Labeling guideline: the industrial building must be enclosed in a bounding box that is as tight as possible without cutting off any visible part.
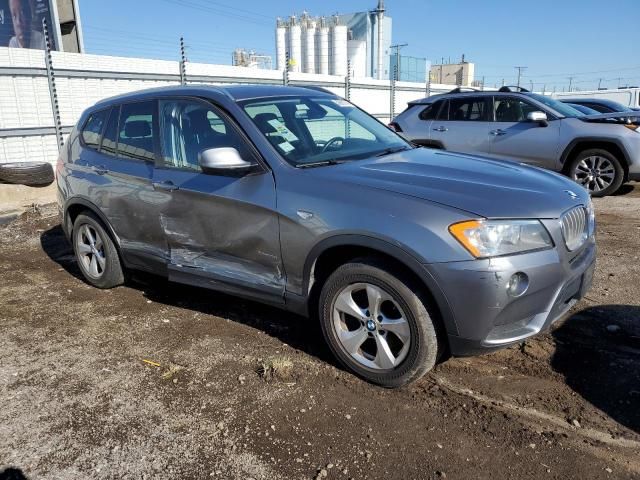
[429,56,476,86]
[275,0,392,79]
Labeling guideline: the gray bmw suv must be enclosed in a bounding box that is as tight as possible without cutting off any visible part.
[391,86,640,196]
[57,85,596,387]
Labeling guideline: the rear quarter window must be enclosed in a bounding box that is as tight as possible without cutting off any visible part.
[81,109,110,149]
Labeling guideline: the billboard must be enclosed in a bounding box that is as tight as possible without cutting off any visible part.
[0,0,58,50]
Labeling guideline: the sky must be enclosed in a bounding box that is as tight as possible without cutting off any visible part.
[79,0,639,91]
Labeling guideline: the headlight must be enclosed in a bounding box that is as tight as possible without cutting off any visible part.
[449,220,553,258]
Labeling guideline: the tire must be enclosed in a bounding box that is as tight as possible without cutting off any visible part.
[318,257,440,388]
[72,212,124,289]
[0,162,54,187]
[568,149,624,197]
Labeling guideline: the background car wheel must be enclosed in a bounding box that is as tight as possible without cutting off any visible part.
[569,149,624,197]
[0,162,54,187]
[72,212,124,288]
[318,257,440,388]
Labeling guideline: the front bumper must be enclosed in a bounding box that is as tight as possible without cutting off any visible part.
[426,233,596,356]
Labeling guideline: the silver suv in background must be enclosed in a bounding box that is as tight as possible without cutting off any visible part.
[391,86,640,196]
[57,85,596,387]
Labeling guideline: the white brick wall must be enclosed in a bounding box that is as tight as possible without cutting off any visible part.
[0,48,456,166]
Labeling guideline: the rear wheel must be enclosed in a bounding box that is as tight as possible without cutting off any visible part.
[318,258,440,387]
[568,149,624,197]
[72,212,124,288]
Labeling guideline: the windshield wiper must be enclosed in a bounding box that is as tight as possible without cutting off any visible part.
[374,145,412,157]
[297,159,347,169]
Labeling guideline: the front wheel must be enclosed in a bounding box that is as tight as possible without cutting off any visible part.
[568,149,624,197]
[318,258,440,387]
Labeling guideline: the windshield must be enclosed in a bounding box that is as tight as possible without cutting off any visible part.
[525,93,583,118]
[240,96,410,167]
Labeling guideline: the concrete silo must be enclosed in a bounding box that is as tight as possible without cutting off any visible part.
[275,18,287,71]
[316,17,330,75]
[331,16,348,77]
[302,16,316,74]
[288,16,302,73]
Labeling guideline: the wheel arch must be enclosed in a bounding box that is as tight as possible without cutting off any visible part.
[63,197,121,247]
[560,138,630,181]
[301,234,459,338]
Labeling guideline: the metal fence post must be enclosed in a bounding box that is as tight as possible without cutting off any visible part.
[390,64,397,120]
[425,75,431,97]
[345,60,351,101]
[283,51,290,86]
[43,19,63,152]
[179,37,187,85]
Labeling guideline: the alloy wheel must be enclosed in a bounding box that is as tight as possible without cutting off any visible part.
[573,156,615,193]
[331,282,411,370]
[76,224,106,279]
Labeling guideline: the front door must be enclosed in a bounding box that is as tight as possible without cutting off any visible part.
[152,97,284,303]
[488,96,561,168]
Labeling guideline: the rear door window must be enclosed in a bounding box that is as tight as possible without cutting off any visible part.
[448,96,490,121]
[117,101,157,161]
[100,106,119,156]
[81,109,110,149]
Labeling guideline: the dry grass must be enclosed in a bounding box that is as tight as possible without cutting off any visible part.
[256,356,294,381]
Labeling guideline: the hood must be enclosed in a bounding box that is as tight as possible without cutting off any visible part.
[581,111,640,124]
[310,148,589,218]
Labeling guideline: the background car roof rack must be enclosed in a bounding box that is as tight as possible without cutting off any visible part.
[498,86,531,93]
[447,87,480,94]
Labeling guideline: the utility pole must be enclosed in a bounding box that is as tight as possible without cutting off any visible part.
[568,76,574,92]
[390,43,408,81]
[514,66,527,88]
[598,78,603,90]
[530,80,534,92]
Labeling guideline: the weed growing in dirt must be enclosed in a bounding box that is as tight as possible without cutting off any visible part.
[256,356,293,381]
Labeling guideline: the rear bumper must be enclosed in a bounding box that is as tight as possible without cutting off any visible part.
[426,237,596,356]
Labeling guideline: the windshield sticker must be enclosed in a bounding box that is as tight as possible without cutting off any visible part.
[268,119,298,142]
[278,141,295,153]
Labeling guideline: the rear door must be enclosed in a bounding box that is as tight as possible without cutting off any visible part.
[487,96,561,169]
[429,96,492,154]
[75,102,167,270]
[152,97,284,303]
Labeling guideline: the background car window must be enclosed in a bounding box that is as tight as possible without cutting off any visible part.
[100,106,119,156]
[81,109,109,149]
[117,101,156,161]
[494,97,539,122]
[448,97,489,121]
[160,99,252,171]
[435,99,449,120]
[418,101,441,120]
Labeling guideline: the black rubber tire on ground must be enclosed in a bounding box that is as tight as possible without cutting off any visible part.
[318,257,440,388]
[568,149,625,197]
[72,212,125,289]
[0,162,54,187]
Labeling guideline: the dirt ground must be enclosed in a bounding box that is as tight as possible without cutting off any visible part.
[1,187,639,480]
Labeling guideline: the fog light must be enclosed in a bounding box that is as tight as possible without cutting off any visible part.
[507,272,529,297]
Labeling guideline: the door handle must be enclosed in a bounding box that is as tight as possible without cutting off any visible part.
[490,129,507,136]
[93,165,108,175]
[433,126,448,132]
[152,180,179,192]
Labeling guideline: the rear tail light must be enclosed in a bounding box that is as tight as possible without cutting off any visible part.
[388,122,402,132]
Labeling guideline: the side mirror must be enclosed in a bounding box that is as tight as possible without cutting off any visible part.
[198,147,256,176]
[527,111,549,127]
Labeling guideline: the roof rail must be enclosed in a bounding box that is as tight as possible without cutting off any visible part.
[498,85,530,93]
[447,87,480,94]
